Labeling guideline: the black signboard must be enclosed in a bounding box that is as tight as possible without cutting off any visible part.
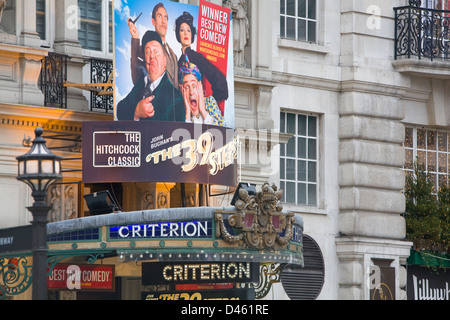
[82,121,238,187]
[142,288,255,300]
[370,259,396,300]
[142,262,259,286]
[0,225,32,255]
[407,265,450,300]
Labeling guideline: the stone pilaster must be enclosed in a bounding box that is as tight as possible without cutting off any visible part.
[253,0,272,80]
[0,44,47,106]
[337,1,412,300]
[17,0,41,48]
[53,0,88,111]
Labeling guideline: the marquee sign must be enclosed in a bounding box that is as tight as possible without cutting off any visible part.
[142,262,259,285]
[142,289,255,300]
[82,121,238,186]
[109,220,212,240]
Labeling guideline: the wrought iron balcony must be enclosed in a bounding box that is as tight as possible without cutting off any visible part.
[40,52,68,109]
[39,54,113,113]
[89,58,113,114]
[395,1,450,61]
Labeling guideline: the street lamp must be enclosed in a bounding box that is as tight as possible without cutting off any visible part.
[16,127,62,300]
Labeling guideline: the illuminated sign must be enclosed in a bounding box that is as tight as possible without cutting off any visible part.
[47,264,115,291]
[82,121,238,187]
[142,262,259,285]
[142,289,255,300]
[109,220,212,240]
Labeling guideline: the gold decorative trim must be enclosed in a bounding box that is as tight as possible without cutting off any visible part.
[216,183,295,250]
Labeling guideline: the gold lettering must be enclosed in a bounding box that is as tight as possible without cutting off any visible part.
[173,265,184,281]
[162,265,172,281]
[200,264,210,280]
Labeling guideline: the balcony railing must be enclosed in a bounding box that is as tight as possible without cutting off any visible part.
[89,58,113,114]
[40,52,68,109]
[39,54,113,113]
[395,2,450,61]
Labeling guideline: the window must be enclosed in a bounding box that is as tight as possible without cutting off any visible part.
[36,0,46,40]
[423,0,450,10]
[404,127,450,192]
[280,0,317,43]
[280,112,318,205]
[78,0,113,54]
[421,0,450,58]
[78,0,102,51]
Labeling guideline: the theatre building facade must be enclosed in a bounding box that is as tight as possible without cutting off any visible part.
[1,0,449,300]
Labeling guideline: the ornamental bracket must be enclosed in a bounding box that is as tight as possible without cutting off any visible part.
[215,183,295,250]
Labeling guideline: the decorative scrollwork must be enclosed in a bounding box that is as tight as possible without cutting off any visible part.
[216,183,295,250]
[40,53,68,108]
[254,263,283,299]
[409,0,422,7]
[395,4,450,60]
[0,257,33,299]
[90,58,113,113]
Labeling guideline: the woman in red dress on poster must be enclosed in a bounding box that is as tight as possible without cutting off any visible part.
[175,11,229,116]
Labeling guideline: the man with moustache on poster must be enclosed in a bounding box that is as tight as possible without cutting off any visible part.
[128,2,179,88]
[116,31,185,122]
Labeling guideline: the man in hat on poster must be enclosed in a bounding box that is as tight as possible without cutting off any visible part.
[128,2,179,87]
[116,31,185,122]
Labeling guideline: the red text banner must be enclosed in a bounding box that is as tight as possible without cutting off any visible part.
[48,264,115,291]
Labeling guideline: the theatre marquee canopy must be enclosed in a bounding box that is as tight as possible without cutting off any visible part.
[46,206,303,266]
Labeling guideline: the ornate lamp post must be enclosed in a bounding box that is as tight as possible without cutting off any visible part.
[16,127,62,300]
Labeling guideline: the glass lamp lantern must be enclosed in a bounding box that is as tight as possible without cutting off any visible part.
[16,127,62,194]
[16,127,63,300]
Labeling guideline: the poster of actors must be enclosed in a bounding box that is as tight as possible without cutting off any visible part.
[114,0,234,129]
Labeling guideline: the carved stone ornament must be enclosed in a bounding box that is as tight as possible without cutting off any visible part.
[215,183,295,250]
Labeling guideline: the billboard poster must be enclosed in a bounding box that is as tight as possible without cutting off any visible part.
[114,0,234,128]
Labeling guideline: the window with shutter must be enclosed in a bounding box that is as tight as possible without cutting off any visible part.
[78,0,102,51]
[36,0,46,40]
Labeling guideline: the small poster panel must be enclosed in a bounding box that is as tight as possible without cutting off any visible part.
[47,264,115,292]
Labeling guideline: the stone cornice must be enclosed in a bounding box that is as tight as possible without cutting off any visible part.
[0,103,113,133]
[392,58,450,80]
[0,43,48,60]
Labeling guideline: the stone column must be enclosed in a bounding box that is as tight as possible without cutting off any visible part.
[336,1,412,300]
[17,0,41,48]
[53,0,88,111]
[252,0,272,80]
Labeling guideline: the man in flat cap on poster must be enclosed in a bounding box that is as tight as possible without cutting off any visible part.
[117,31,185,122]
[128,2,179,88]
